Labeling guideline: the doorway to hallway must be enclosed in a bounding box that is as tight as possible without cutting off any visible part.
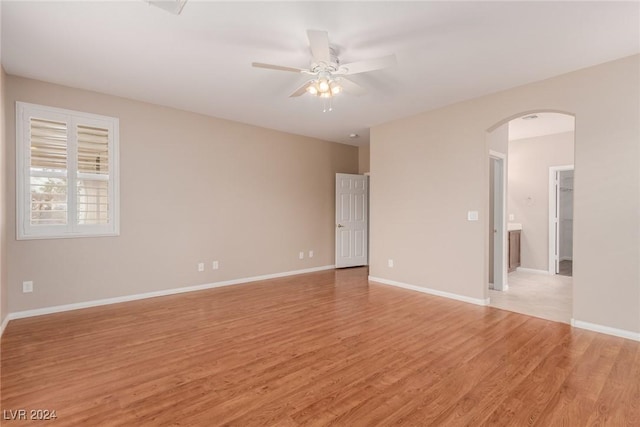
[487,112,575,323]
[489,270,572,324]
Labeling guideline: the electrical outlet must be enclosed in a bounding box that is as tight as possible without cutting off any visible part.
[308,250,314,258]
[198,262,204,272]
[299,251,304,260]
[467,210,479,221]
[22,281,33,293]
[388,259,394,268]
[212,260,219,270]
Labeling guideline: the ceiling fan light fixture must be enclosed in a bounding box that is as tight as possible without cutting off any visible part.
[307,85,318,95]
[330,83,341,95]
[318,79,330,93]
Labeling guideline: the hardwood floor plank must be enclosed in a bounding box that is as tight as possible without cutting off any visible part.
[315,314,500,424]
[481,328,595,426]
[601,343,640,426]
[369,316,548,426]
[534,333,625,426]
[1,267,639,426]
[426,318,570,426]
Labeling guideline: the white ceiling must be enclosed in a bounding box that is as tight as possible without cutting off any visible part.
[2,1,639,147]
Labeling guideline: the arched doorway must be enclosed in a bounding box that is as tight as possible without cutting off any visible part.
[486,111,575,323]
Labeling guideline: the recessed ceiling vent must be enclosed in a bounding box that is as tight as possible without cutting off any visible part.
[147,0,188,15]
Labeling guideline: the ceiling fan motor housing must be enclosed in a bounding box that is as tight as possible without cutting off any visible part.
[309,47,340,75]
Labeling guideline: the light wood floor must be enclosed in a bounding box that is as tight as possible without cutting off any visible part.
[488,270,572,324]
[2,267,638,426]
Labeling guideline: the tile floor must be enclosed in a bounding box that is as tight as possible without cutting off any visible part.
[558,260,572,276]
[488,270,572,324]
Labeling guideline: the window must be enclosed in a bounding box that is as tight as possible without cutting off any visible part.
[16,102,119,239]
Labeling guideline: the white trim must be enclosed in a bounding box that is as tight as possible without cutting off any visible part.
[0,315,10,337]
[489,151,507,292]
[548,165,574,275]
[571,319,640,342]
[16,102,120,240]
[488,283,509,291]
[6,265,335,321]
[515,267,550,275]
[369,276,490,306]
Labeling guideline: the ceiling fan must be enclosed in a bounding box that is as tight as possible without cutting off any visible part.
[252,30,396,105]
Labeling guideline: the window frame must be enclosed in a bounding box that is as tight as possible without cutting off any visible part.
[16,102,120,240]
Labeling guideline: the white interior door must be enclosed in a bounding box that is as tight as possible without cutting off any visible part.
[335,173,368,268]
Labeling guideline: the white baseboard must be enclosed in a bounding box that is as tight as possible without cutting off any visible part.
[488,283,509,291]
[516,267,550,275]
[369,276,489,306]
[0,315,10,337]
[571,319,640,342]
[6,265,336,322]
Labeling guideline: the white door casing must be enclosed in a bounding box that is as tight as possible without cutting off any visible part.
[489,151,507,291]
[335,173,368,268]
[548,165,574,274]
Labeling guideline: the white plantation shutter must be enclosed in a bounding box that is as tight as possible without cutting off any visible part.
[29,118,69,226]
[30,118,68,170]
[16,102,119,239]
[77,124,110,225]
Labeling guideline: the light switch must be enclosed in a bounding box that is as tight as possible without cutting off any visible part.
[509,214,515,221]
[467,211,479,221]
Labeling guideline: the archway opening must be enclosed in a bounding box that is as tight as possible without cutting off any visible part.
[486,111,575,324]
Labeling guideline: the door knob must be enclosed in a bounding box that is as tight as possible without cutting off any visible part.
[337,224,345,228]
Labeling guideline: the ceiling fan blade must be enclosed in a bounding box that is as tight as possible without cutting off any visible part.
[307,30,331,64]
[338,77,366,96]
[252,62,306,73]
[289,81,312,98]
[339,54,397,75]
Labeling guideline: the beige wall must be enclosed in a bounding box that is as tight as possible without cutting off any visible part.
[508,131,574,271]
[371,55,640,333]
[358,144,370,174]
[5,75,358,313]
